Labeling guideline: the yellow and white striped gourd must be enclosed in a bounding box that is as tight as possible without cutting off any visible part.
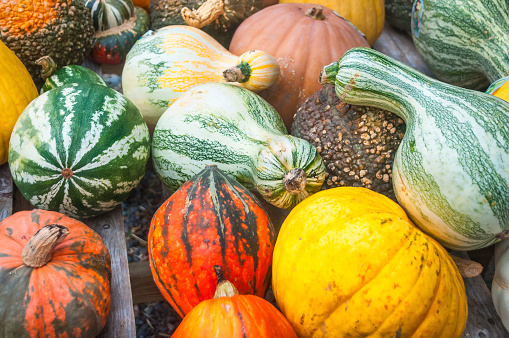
[122,25,280,131]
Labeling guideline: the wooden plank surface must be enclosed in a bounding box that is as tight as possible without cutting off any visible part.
[85,206,136,338]
[0,164,13,221]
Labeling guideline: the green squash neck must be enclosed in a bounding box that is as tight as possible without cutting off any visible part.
[320,48,443,123]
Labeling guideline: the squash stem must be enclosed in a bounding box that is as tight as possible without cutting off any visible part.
[213,265,240,298]
[22,224,69,268]
[223,61,251,83]
[319,61,339,85]
[181,0,225,29]
[35,56,58,80]
[283,168,307,195]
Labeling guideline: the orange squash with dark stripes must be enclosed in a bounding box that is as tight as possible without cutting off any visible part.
[173,266,297,337]
[149,165,275,317]
[0,209,111,337]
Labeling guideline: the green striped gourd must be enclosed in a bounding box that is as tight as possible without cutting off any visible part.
[84,0,135,31]
[9,83,150,218]
[411,0,509,90]
[385,0,414,31]
[122,25,280,131]
[37,56,106,94]
[320,47,509,250]
[152,82,326,209]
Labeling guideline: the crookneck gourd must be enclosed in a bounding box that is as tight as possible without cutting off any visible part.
[292,84,406,201]
[152,82,326,209]
[321,47,509,251]
[122,25,280,131]
[0,0,95,87]
[411,0,509,90]
[150,0,265,48]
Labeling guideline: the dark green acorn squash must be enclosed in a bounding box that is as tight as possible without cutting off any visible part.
[149,0,265,48]
[291,84,406,201]
[385,0,414,31]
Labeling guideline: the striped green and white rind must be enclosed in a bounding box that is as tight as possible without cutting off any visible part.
[40,65,107,94]
[8,83,150,218]
[321,47,509,250]
[84,0,135,31]
[152,82,326,209]
[411,0,509,90]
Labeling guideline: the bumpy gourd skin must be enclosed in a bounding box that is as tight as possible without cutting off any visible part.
[150,0,264,47]
[0,0,95,86]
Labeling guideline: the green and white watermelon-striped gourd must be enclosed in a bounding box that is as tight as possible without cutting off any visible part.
[411,0,509,90]
[37,56,107,94]
[122,25,280,131]
[320,47,509,250]
[152,82,326,209]
[84,0,135,31]
[9,83,150,218]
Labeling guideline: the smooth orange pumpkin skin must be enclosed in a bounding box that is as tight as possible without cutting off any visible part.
[132,0,150,12]
[0,209,111,337]
[229,3,370,130]
[173,294,298,337]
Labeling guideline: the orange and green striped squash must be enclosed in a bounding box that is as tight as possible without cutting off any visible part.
[148,165,275,318]
[0,40,38,165]
[0,209,111,337]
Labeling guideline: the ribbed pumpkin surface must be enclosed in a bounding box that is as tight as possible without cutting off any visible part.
[0,209,111,337]
[273,187,468,337]
[0,40,38,165]
[149,166,275,317]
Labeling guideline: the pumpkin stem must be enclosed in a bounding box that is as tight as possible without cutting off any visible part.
[451,254,483,278]
[213,265,240,298]
[283,168,308,195]
[181,0,225,29]
[35,56,58,80]
[22,224,70,268]
[305,6,326,20]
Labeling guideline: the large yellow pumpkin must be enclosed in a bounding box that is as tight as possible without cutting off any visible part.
[0,40,38,165]
[278,0,385,45]
[272,187,467,337]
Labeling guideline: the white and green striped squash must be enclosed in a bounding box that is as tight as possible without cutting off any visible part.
[411,0,509,90]
[8,83,150,218]
[152,82,326,209]
[84,0,135,31]
[122,25,280,132]
[41,66,107,94]
[320,47,509,250]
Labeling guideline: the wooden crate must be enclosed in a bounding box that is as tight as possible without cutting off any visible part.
[1,24,508,338]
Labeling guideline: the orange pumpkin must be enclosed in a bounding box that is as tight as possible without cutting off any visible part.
[173,266,297,337]
[0,210,111,337]
[132,0,151,12]
[229,3,370,130]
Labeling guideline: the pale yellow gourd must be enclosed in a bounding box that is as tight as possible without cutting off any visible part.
[279,0,385,45]
[0,40,38,165]
[122,25,280,131]
[273,187,467,337]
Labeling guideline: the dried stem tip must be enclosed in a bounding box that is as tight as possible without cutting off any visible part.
[22,224,69,268]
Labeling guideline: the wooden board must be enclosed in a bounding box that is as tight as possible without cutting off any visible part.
[0,164,13,221]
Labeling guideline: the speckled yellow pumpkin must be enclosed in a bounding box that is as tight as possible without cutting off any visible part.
[272,187,467,337]
[0,40,38,165]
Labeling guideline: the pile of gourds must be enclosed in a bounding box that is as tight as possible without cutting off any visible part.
[1,0,509,336]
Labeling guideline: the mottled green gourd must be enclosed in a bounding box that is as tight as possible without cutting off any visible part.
[411,0,509,89]
[152,82,326,209]
[385,0,414,31]
[150,0,265,48]
[321,47,509,250]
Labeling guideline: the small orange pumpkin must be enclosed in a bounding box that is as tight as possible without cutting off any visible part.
[173,266,298,337]
[0,210,111,337]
